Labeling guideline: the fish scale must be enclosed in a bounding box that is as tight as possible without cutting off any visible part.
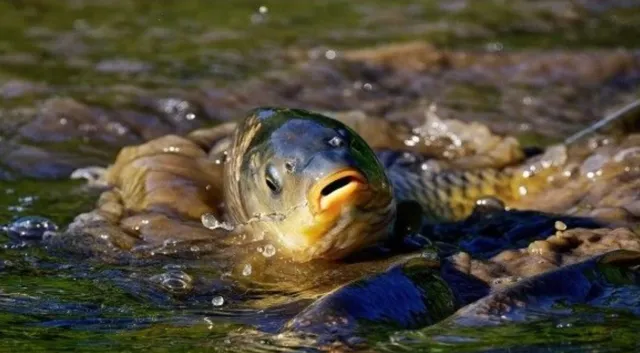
[386,165,535,222]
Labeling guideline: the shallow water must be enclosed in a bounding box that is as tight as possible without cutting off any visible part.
[1,1,640,352]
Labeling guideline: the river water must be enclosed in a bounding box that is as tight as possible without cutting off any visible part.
[1,1,640,352]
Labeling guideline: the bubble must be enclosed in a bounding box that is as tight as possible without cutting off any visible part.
[152,270,193,294]
[242,264,252,276]
[201,213,235,231]
[211,295,225,306]
[262,244,276,257]
[5,216,58,240]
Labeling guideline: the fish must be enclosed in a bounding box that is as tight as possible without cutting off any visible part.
[222,101,640,262]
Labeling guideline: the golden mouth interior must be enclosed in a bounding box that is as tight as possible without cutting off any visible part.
[309,168,368,213]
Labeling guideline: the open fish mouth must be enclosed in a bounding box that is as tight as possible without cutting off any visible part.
[308,168,369,215]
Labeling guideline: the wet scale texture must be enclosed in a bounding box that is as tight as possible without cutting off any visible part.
[1,1,640,352]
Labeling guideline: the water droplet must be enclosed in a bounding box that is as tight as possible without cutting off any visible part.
[325,50,337,60]
[211,295,225,306]
[250,5,269,24]
[554,221,567,231]
[201,213,235,231]
[518,186,528,196]
[485,42,503,52]
[556,322,573,329]
[404,135,420,147]
[5,216,58,240]
[162,145,181,153]
[242,264,252,276]
[262,244,276,257]
[473,197,505,214]
[18,196,37,205]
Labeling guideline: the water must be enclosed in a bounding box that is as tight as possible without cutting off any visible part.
[1,1,640,352]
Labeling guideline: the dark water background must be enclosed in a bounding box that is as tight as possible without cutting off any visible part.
[1,1,639,352]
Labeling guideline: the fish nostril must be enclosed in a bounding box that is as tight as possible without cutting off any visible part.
[327,136,344,148]
[320,176,355,196]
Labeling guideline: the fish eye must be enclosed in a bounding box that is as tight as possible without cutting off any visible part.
[265,164,282,194]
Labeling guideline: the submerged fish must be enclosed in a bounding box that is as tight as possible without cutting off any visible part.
[222,103,639,262]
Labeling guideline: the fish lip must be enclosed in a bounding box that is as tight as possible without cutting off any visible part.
[307,168,369,215]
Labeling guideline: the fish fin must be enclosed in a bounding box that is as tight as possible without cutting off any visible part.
[564,99,640,145]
